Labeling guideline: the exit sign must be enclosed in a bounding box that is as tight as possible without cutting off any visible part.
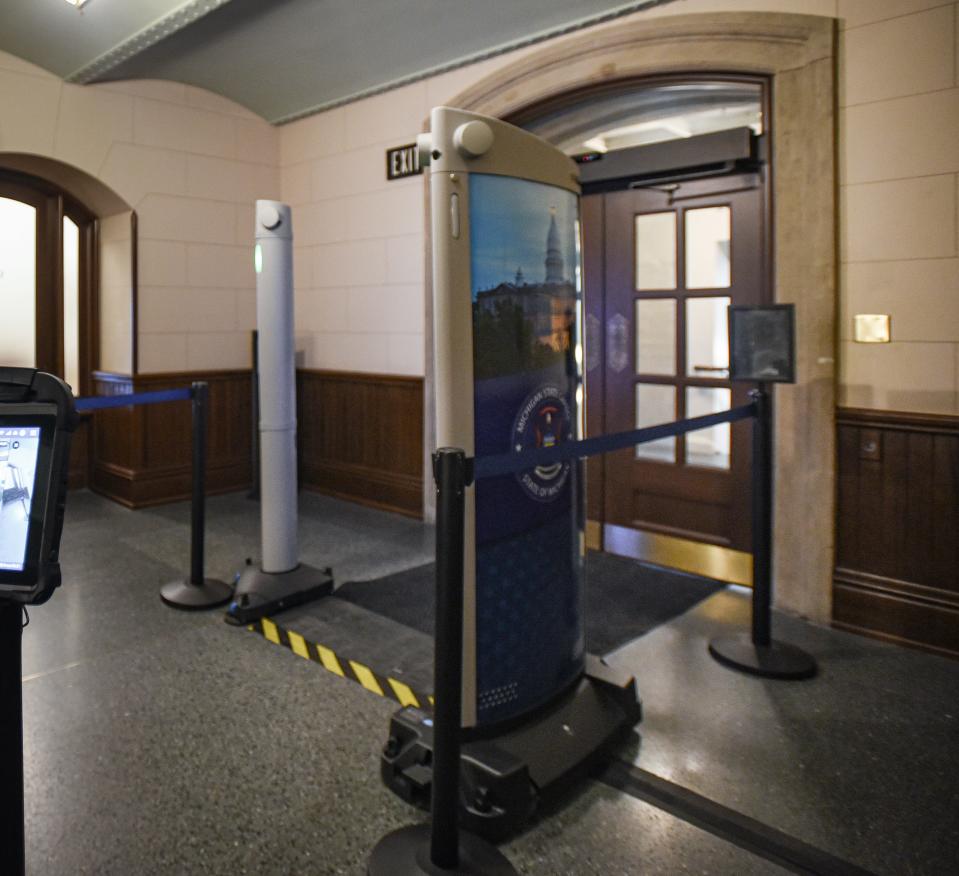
[386,143,422,181]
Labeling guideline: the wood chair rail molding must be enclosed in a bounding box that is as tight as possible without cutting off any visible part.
[425,10,838,622]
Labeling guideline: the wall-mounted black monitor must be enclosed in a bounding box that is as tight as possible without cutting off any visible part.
[0,370,77,605]
[729,304,796,384]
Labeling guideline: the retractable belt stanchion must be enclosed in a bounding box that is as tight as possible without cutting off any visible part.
[708,385,817,680]
[368,448,517,876]
[0,603,25,876]
[160,381,233,609]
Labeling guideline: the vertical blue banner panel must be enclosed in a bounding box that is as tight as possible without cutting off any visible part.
[469,173,585,727]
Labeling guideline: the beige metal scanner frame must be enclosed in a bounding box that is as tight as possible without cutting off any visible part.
[426,106,580,727]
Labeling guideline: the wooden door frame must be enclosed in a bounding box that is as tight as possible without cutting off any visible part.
[426,12,838,622]
[595,173,767,551]
[0,169,99,397]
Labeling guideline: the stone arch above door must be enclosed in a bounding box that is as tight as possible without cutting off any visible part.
[423,12,837,622]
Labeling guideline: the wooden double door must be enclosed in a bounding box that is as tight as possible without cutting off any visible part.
[582,172,767,552]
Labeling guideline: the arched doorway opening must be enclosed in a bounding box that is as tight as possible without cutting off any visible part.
[0,168,98,397]
[427,12,837,621]
[508,75,771,573]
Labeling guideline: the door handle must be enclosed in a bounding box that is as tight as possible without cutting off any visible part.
[606,313,628,373]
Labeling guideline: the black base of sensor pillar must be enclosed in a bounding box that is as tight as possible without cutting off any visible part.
[224,562,333,625]
[381,655,641,841]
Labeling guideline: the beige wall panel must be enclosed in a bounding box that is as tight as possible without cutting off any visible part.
[841,258,959,341]
[234,204,255,246]
[292,245,314,290]
[101,80,188,104]
[387,234,426,284]
[841,5,954,105]
[185,331,249,370]
[838,0,951,29]
[311,242,355,288]
[304,331,392,373]
[280,161,312,205]
[347,185,422,240]
[280,107,345,166]
[310,146,388,201]
[99,214,134,374]
[842,88,959,185]
[840,339,958,412]
[347,283,424,334]
[235,116,280,163]
[99,144,187,208]
[184,84,260,119]
[133,97,236,158]
[297,199,351,245]
[138,286,237,334]
[185,154,278,204]
[295,287,349,334]
[137,333,187,373]
[0,69,61,154]
[54,85,133,177]
[344,82,428,150]
[186,243,256,289]
[138,194,237,245]
[138,240,188,288]
[843,175,957,262]
[237,289,257,332]
[388,333,426,375]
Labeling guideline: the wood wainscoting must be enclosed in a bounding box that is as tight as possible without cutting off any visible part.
[85,369,424,517]
[297,369,423,517]
[835,408,959,658]
[89,370,252,507]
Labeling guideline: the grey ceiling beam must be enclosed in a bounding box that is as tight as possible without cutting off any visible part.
[65,0,236,84]
[271,0,680,125]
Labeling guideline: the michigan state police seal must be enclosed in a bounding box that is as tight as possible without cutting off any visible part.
[512,385,571,502]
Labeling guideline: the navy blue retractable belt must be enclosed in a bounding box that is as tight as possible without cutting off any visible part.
[471,402,756,480]
[75,387,193,412]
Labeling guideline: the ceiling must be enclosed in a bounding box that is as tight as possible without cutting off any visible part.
[0,0,678,124]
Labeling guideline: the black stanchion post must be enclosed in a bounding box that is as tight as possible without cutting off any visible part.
[368,449,516,876]
[160,382,233,610]
[708,386,817,680]
[0,603,25,876]
[430,448,468,868]
[751,386,772,648]
[248,329,260,501]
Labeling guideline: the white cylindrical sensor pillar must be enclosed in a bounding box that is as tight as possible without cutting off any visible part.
[255,200,298,574]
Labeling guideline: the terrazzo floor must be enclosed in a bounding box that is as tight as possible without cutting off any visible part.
[17,490,959,875]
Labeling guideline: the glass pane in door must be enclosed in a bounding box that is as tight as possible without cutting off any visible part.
[63,216,80,392]
[635,383,675,462]
[686,387,731,469]
[0,197,37,367]
[685,206,730,289]
[635,212,676,290]
[635,298,676,375]
[686,296,730,377]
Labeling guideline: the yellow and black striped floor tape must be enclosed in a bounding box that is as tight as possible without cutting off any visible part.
[248,617,433,711]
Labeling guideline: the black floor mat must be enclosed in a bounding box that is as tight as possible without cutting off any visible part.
[334,550,723,655]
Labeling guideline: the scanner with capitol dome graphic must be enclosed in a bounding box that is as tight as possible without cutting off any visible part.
[380,107,641,841]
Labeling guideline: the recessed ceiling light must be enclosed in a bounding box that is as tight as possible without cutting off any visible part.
[64,0,90,8]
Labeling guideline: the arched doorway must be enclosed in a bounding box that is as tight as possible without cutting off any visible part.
[510,75,771,568]
[428,12,838,621]
[0,169,98,397]
[0,168,100,485]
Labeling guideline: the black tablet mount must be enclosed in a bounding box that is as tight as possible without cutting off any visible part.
[0,368,78,876]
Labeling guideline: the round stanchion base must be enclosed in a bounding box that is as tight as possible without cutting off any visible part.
[368,825,517,876]
[160,577,233,610]
[708,634,817,680]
